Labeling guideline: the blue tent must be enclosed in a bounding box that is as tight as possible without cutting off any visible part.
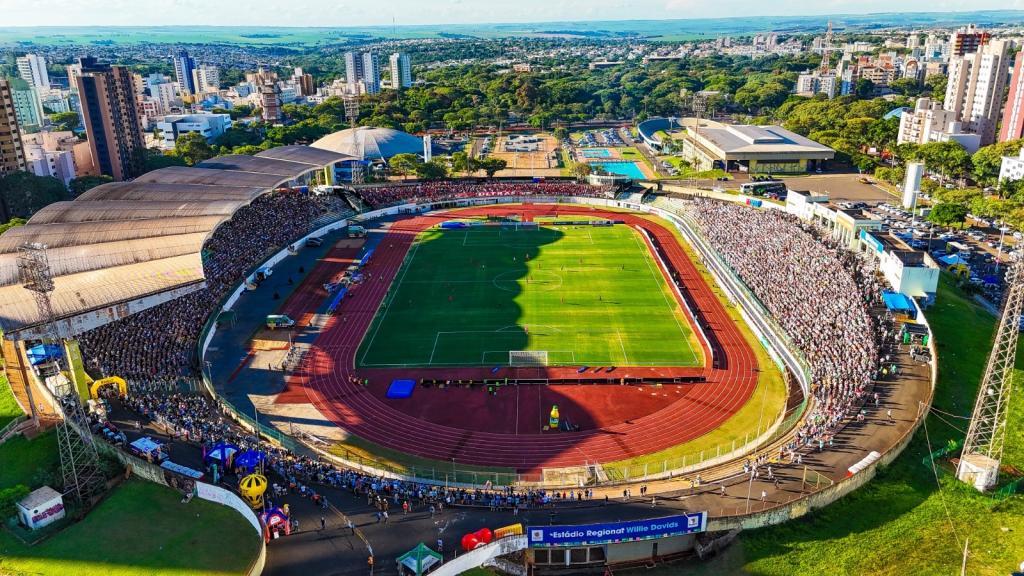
[26,344,63,366]
[939,254,970,267]
[882,291,916,319]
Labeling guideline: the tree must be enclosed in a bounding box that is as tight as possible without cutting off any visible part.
[415,160,448,180]
[888,78,921,97]
[854,78,875,99]
[924,74,947,103]
[572,163,592,181]
[973,140,1023,189]
[927,202,969,229]
[69,174,113,197]
[141,149,187,174]
[49,111,80,130]
[450,151,471,175]
[478,157,507,178]
[0,172,67,219]
[553,126,570,141]
[0,217,26,235]
[388,153,422,179]
[173,132,215,166]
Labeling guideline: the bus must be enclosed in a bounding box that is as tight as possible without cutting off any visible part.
[740,180,788,199]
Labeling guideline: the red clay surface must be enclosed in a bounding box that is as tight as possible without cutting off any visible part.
[275,205,759,471]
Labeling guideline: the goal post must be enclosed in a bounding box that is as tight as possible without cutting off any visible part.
[509,350,549,366]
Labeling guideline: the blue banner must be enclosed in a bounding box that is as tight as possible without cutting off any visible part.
[527,513,707,547]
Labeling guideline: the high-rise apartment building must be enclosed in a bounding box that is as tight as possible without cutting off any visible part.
[191,65,220,94]
[172,49,197,95]
[75,57,146,181]
[0,79,27,178]
[944,39,1010,147]
[389,53,412,89]
[16,54,51,90]
[950,24,990,57]
[344,51,380,95]
[251,69,282,123]
[999,51,1024,142]
[11,88,43,129]
[292,68,315,96]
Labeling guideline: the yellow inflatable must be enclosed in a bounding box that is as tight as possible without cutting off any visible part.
[239,473,268,509]
[89,376,128,399]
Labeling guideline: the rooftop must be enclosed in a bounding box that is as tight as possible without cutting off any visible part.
[0,145,348,339]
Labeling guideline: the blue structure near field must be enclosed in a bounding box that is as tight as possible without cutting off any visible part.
[882,291,916,319]
[326,287,348,315]
[386,379,416,399]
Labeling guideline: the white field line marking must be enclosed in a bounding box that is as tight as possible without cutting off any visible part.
[629,230,696,364]
[359,242,420,365]
[616,331,629,365]
[428,332,442,365]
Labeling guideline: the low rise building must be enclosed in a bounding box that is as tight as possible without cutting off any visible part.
[155,113,232,148]
[897,97,981,153]
[677,120,833,174]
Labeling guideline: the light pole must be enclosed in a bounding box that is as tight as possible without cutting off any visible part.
[996,225,1009,273]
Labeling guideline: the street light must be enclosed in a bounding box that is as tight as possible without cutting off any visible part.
[996,225,1009,273]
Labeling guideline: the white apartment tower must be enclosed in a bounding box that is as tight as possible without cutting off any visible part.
[389,53,412,89]
[191,65,220,94]
[16,54,51,90]
[944,38,1010,146]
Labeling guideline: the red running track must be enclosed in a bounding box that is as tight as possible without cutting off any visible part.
[277,205,759,471]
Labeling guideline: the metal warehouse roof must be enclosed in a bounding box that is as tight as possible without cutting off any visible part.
[0,145,349,338]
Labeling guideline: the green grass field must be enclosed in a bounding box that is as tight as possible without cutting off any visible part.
[0,479,259,576]
[357,220,702,368]
[0,430,259,576]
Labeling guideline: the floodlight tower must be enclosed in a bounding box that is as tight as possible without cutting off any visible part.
[17,243,104,504]
[343,92,365,184]
[820,20,834,73]
[958,259,1024,491]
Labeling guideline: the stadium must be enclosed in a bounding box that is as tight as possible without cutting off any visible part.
[0,146,937,574]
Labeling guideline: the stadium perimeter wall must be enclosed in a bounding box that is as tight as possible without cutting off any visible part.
[192,194,935,576]
[197,196,816,488]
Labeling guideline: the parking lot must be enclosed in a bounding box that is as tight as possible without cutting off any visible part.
[866,200,1018,302]
[782,173,898,203]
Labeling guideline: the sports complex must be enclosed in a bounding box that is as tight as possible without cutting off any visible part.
[0,145,969,575]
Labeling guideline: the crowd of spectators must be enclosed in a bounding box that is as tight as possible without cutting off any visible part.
[355,181,605,208]
[80,192,333,380]
[120,390,592,511]
[686,199,886,453]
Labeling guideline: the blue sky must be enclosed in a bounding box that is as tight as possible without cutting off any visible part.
[0,0,1019,27]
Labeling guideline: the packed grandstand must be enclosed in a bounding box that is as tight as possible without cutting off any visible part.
[77,181,898,477]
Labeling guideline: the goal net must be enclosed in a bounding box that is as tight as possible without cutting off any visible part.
[501,221,539,231]
[509,350,549,366]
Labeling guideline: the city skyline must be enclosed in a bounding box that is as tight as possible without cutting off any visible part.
[0,1,1022,28]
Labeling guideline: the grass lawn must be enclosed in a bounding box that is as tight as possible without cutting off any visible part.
[656,273,1024,576]
[0,430,60,490]
[0,376,24,430]
[357,220,702,368]
[618,147,652,169]
[0,478,260,576]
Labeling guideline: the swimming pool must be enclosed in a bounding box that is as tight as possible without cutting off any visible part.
[581,148,612,158]
[590,161,645,179]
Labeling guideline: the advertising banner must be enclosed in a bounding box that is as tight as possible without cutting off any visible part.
[527,513,707,547]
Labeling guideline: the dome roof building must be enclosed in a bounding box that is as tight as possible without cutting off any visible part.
[311,126,423,161]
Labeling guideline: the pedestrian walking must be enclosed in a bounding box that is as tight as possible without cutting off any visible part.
[320,516,326,531]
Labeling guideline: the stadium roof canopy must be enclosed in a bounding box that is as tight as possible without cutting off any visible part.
[311,126,423,161]
[0,145,350,340]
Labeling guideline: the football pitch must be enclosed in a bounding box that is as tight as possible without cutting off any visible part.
[357,218,703,367]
